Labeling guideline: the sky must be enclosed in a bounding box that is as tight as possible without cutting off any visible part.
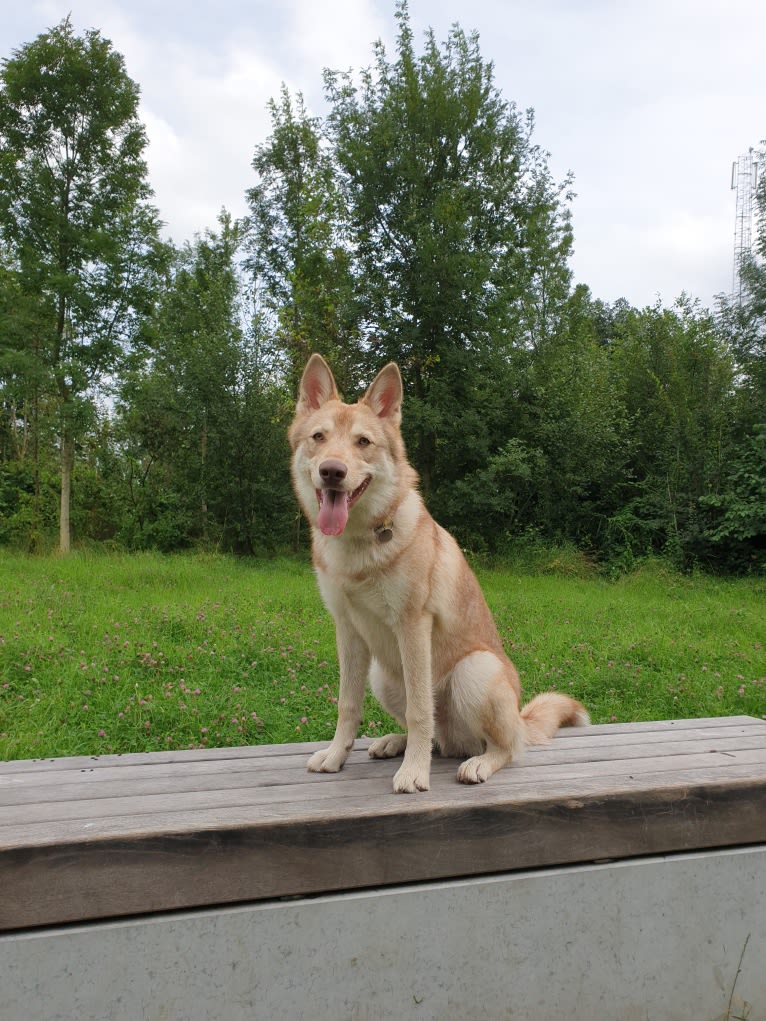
[2,0,764,311]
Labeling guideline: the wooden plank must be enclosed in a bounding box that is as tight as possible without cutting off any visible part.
[2,746,765,833]
[0,715,757,775]
[2,760,764,845]
[1,723,763,797]
[0,716,764,932]
[1,739,764,818]
[1,773,763,932]
[1,720,762,793]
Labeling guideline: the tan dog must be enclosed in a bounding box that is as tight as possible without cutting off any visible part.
[289,354,589,793]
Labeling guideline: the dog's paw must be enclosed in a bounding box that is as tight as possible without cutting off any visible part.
[307,745,348,773]
[368,733,408,759]
[456,756,493,784]
[392,762,430,793]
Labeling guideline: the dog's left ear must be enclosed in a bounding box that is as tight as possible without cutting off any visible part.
[297,354,339,415]
[362,363,402,427]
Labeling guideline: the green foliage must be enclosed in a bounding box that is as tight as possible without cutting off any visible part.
[601,298,735,567]
[324,2,573,498]
[115,214,297,553]
[244,87,361,395]
[0,10,763,570]
[701,426,766,570]
[0,17,164,551]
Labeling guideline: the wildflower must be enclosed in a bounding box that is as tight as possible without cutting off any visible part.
[98,730,106,738]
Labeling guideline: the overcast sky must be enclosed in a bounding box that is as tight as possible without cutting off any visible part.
[2,1,764,311]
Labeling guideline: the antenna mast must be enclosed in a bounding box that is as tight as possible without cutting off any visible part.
[730,148,758,303]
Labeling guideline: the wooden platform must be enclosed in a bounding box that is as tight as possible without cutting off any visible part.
[1,715,765,933]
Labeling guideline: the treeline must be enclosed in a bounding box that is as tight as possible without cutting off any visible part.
[1,7,764,570]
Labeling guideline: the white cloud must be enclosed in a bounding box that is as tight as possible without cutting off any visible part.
[4,0,766,307]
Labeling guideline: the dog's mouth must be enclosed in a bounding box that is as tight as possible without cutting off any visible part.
[315,477,371,536]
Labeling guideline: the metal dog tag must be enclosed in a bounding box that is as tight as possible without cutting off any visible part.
[374,521,394,543]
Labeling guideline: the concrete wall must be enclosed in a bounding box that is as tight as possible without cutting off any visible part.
[2,845,764,1021]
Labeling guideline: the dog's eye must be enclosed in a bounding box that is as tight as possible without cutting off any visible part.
[312,431,324,443]
[357,436,371,447]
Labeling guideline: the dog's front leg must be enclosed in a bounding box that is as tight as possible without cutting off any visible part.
[307,620,370,774]
[392,614,434,793]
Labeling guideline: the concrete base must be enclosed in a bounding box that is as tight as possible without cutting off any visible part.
[2,846,764,1021]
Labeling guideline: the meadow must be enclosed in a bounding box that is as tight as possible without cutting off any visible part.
[0,551,763,761]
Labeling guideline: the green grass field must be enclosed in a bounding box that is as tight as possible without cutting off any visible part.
[0,552,763,761]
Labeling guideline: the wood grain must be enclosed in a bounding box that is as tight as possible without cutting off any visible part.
[1,716,764,932]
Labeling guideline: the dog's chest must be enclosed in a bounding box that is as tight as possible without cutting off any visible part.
[318,564,406,640]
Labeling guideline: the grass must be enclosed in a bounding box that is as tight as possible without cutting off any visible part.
[0,551,764,761]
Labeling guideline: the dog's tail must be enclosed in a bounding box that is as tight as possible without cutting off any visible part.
[520,692,590,745]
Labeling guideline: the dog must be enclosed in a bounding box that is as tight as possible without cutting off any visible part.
[289,353,589,793]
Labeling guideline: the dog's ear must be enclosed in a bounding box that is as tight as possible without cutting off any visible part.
[362,363,402,427]
[297,354,339,414]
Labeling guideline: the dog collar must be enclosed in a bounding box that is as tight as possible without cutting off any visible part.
[373,519,394,543]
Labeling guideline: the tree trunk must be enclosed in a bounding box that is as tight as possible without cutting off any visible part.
[59,427,74,554]
[200,409,208,542]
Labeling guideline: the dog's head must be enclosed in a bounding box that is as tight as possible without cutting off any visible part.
[289,354,412,537]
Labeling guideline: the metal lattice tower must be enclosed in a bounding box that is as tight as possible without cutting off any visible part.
[731,148,758,302]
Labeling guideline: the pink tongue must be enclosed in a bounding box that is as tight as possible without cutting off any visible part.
[318,490,349,536]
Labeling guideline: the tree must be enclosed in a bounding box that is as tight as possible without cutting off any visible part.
[119,214,295,552]
[0,17,163,551]
[607,299,734,565]
[701,425,766,570]
[523,285,628,544]
[324,2,574,501]
[244,86,361,396]
[119,215,242,547]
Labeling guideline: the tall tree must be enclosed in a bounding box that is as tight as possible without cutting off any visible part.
[120,215,242,547]
[324,2,574,499]
[0,17,163,551]
[119,213,296,552]
[608,299,733,565]
[244,86,360,396]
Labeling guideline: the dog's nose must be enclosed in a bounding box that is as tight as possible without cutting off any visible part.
[319,459,348,485]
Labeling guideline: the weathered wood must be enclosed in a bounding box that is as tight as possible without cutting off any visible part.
[2,732,763,808]
[0,716,764,932]
[3,718,763,788]
[0,714,754,775]
[2,743,765,822]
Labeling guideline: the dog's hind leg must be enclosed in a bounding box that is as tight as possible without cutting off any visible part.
[444,651,526,785]
[367,659,408,759]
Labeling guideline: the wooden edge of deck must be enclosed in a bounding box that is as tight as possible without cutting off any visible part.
[1,773,765,933]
